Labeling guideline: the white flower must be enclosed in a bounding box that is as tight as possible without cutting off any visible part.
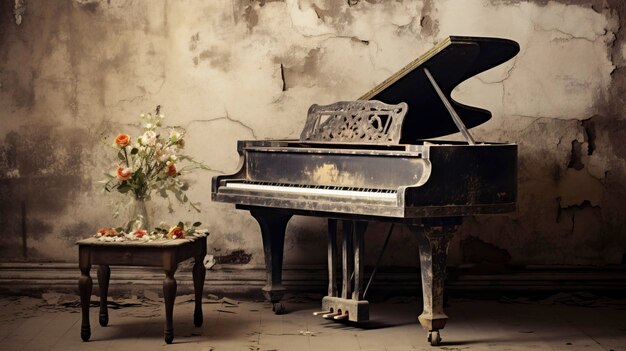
[140,131,157,145]
[169,130,181,143]
[157,149,170,162]
[157,146,176,162]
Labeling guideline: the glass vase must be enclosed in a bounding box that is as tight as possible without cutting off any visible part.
[129,197,151,231]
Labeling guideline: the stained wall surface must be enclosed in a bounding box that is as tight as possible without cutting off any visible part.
[1,0,625,268]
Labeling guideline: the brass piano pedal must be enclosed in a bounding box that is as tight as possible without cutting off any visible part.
[322,312,341,319]
[333,313,349,320]
[313,310,332,316]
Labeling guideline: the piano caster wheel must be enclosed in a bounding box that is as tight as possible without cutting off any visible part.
[428,330,442,346]
[272,302,286,315]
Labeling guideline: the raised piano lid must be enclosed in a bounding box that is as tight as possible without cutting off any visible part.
[359,36,519,143]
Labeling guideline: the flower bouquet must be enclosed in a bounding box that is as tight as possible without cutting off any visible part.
[99,106,208,241]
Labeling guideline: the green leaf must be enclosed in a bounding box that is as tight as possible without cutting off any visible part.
[177,221,184,229]
[130,147,139,155]
[117,151,125,160]
[117,183,131,193]
[133,168,143,182]
[192,222,201,227]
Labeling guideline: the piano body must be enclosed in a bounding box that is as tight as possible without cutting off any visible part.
[212,36,519,346]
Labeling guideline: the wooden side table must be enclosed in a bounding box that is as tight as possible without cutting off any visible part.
[77,234,207,344]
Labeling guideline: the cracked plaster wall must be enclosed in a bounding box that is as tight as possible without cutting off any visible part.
[0,0,625,268]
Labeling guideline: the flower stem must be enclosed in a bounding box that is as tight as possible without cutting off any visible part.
[122,147,129,167]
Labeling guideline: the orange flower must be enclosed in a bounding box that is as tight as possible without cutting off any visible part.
[115,133,131,148]
[97,228,116,236]
[132,229,147,238]
[116,166,132,181]
[166,163,177,177]
[115,133,130,147]
[168,226,185,239]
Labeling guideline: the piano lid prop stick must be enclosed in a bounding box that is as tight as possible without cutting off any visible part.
[423,68,476,145]
[363,224,394,300]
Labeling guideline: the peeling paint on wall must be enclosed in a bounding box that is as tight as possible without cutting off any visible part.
[461,236,511,264]
[14,0,26,25]
[214,250,252,264]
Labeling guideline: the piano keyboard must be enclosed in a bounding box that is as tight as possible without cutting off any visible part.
[224,181,397,200]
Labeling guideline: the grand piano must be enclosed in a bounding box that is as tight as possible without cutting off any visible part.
[212,36,519,346]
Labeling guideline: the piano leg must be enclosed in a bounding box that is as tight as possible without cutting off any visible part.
[411,219,458,346]
[250,209,292,314]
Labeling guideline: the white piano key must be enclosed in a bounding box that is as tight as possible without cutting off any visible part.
[224,182,397,200]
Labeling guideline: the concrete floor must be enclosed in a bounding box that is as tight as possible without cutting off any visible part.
[0,293,625,351]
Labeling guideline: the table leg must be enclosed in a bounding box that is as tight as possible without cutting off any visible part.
[192,255,205,327]
[78,246,92,342]
[163,267,177,344]
[97,265,110,327]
